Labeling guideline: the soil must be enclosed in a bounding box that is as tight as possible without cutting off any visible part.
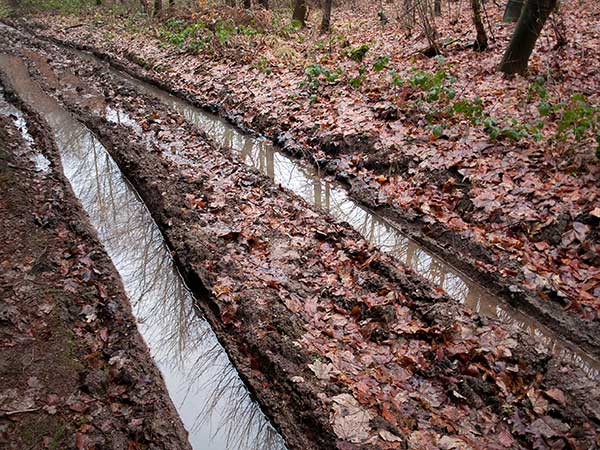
[0,97,192,447]
[1,25,598,449]
[4,11,598,356]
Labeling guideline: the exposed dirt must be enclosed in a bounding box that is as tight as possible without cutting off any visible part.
[0,95,192,447]
[2,26,599,449]
[5,9,598,357]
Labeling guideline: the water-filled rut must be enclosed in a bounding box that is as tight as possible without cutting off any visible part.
[3,31,600,448]
[0,54,285,450]
[87,60,600,380]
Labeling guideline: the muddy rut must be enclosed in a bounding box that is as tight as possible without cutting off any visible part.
[1,25,600,450]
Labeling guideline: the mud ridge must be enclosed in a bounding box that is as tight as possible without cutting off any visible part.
[6,19,600,358]
[3,29,600,448]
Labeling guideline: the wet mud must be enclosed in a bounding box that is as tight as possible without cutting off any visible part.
[1,25,600,450]
[0,81,191,449]
[0,54,286,450]
[8,18,599,359]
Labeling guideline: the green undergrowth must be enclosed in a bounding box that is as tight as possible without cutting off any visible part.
[0,0,12,17]
[156,13,303,55]
[16,0,95,14]
[299,54,599,158]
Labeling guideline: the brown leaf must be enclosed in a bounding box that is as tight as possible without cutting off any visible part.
[330,393,373,444]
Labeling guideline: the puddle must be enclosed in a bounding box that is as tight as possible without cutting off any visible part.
[0,54,286,450]
[88,60,600,380]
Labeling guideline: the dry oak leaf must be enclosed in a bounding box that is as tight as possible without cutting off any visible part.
[308,360,337,381]
[330,393,373,444]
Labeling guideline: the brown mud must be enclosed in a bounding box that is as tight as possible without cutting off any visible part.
[0,87,191,448]
[4,18,599,359]
[1,27,599,449]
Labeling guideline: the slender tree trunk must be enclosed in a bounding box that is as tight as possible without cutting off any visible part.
[153,0,161,16]
[403,0,416,29]
[471,0,488,51]
[292,0,307,26]
[434,0,441,16]
[320,0,332,33]
[500,0,557,74]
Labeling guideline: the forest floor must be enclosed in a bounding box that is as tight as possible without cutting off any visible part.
[1,19,600,450]
[0,82,191,448]
[8,0,600,347]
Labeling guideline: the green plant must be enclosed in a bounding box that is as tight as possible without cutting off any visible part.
[373,55,389,72]
[254,57,272,75]
[20,0,94,14]
[301,64,342,92]
[214,19,236,45]
[238,24,258,36]
[527,76,548,101]
[556,94,599,141]
[535,92,599,156]
[276,18,303,37]
[453,97,484,124]
[349,44,370,63]
[483,117,531,142]
[349,66,366,88]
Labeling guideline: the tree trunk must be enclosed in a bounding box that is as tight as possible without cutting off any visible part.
[320,0,332,33]
[503,0,524,22]
[258,0,268,8]
[471,0,488,51]
[153,0,161,16]
[434,0,441,16]
[500,0,557,74]
[292,0,307,26]
[403,0,415,29]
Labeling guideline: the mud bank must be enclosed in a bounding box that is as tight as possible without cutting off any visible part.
[6,17,599,358]
[0,89,191,448]
[2,33,599,449]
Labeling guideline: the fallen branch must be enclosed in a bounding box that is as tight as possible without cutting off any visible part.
[0,407,41,418]
[64,23,85,30]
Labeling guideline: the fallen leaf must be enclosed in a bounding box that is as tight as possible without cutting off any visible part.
[330,393,373,443]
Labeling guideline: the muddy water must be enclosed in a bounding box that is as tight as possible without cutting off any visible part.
[0,54,286,450]
[88,61,600,380]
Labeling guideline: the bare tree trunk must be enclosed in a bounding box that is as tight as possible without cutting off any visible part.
[434,0,441,16]
[503,0,524,22]
[320,0,332,33]
[292,0,307,26]
[402,0,415,30]
[153,0,161,16]
[500,0,557,74]
[471,0,488,51]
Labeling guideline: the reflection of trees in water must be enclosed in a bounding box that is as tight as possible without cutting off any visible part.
[104,72,600,381]
[53,121,285,450]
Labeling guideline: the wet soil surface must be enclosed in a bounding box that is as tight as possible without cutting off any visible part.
[1,24,599,450]
[0,94,191,448]
[7,16,600,358]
